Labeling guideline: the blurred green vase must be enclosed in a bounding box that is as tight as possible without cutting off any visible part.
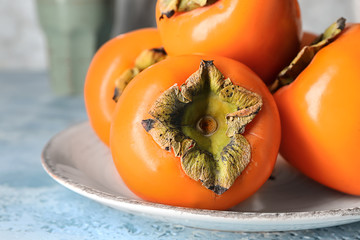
[36,0,114,95]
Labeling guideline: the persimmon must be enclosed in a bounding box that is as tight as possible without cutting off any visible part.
[84,28,165,145]
[273,19,360,195]
[301,31,317,48]
[155,0,302,84]
[110,55,281,210]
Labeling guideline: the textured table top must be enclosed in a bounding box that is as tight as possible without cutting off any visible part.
[1,71,360,239]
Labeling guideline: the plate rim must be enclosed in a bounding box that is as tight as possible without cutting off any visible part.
[41,122,360,230]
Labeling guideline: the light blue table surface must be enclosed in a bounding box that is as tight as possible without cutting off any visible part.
[1,72,360,240]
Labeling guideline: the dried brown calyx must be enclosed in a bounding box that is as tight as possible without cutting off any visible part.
[159,0,217,19]
[113,47,167,102]
[270,17,346,93]
[141,60,262,195]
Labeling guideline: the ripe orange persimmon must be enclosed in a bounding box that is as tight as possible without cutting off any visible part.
[84,28,163,145]
[155,0,302,84]
[110,55,281,210]
[274,23,360,195]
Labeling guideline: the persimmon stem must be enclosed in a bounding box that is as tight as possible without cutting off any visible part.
[197,115,218,136]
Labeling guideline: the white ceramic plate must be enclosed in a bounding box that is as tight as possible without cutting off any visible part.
[41,122,360,232]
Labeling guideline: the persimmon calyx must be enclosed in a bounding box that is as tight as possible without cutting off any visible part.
[141,60,262,194]
[159,0,216,19]
[113,47,167,102]
[270,17,346,93]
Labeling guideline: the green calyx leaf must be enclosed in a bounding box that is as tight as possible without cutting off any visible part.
[142,60,262,195]
[159,0,216,19]
[113,48,167,102]
[270,17,346,93]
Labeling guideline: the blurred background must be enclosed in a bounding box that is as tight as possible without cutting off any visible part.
[0,0,358,72]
